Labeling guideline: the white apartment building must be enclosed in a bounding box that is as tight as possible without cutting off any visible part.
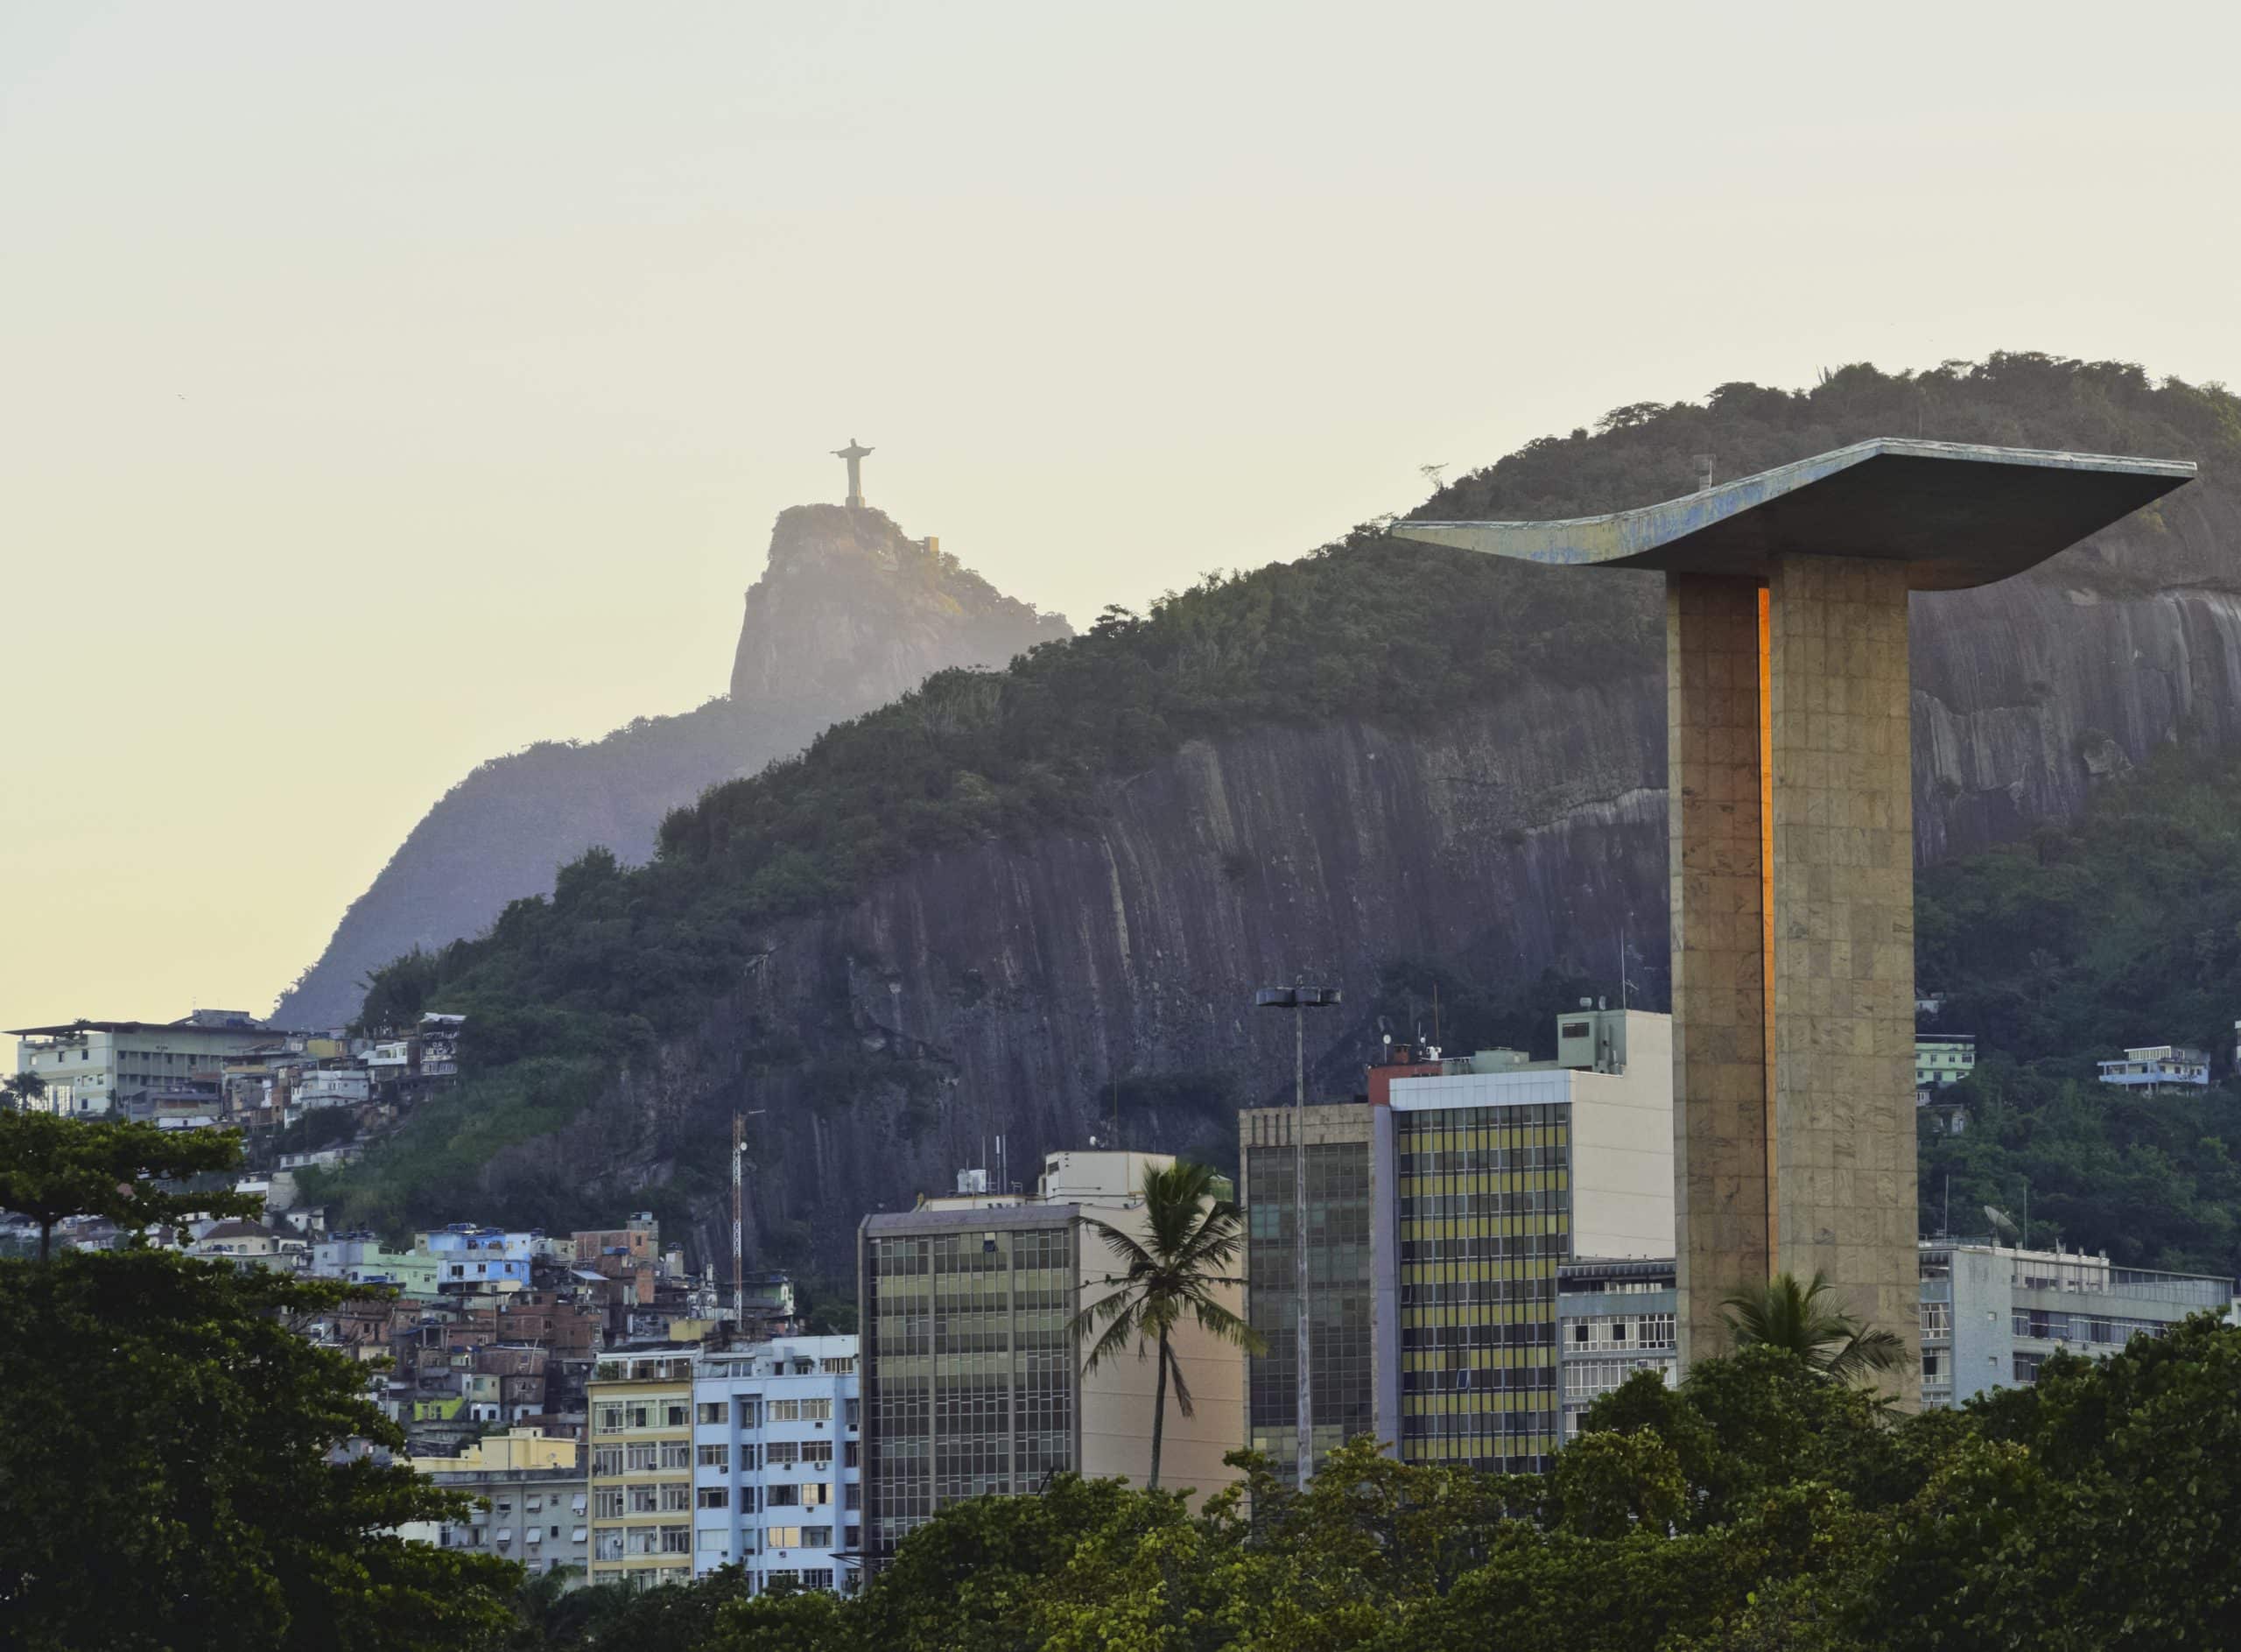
[2096,1044,2211,1095]
[691,1334,862,1594]
[9,1012,275,1116]
[294,1067,373,1108]
[1919,1240,2230,1406]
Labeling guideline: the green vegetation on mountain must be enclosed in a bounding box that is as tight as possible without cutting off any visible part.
[1916,749,2241,1278]
[323,354,2241,1234]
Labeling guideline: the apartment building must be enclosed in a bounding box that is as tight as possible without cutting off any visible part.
[859,1150,1246,1566]
[1556,1257,1678,1438]
[403,1429,588,1577]
[690,1334,862,1594]
[1918,1240,2231,1407]
[2096,1044,2212,1096]
[1240,1007,1674,1476]
[587,1349,698,1589]
[9,1011,276,1117]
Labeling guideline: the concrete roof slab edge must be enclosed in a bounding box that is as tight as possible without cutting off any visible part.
[1389,438,2196,590]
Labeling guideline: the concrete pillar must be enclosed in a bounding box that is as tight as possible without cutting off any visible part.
[1668,573,1772,1370]
[1767,555,1921,1402]
[1669,559,1921,1402]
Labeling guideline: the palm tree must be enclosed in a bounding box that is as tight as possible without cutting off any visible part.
[1720,1269,1907,1381]
[1,1072,46,1114]
[1069,1158,1266,1489]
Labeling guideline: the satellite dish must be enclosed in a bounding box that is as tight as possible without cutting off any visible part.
[1983,1205,2020,1240]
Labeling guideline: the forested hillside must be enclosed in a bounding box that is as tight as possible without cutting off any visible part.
[315,354,2241,1262]
[1917,751,2241,1279]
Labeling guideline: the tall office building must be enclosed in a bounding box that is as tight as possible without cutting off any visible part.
[859,1150,1246,1565]
[1240,1006,1673,1475]
[1239,1103,1376,1480]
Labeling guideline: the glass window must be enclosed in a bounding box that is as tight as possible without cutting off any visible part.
[697,1402,727,1424]
[697,1445,729,1469]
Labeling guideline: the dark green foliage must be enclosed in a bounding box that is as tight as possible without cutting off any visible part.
[332,354,2241,1232]
[508,1321,2241,1649]
[0,1249,520,1652]
[0,1111,262,1260]
[1917,750,2241,1277]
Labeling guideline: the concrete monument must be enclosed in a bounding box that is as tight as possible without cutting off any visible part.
[1393,439,2193,1399]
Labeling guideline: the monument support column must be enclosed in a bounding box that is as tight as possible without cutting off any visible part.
[1767,555,1921,1399]
[1670,559,1921,1396]
[1668,573,1774,1371]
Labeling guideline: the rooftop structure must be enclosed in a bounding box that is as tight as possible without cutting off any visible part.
[2097,1044,2211,1095]
[1395,439,2193,1405]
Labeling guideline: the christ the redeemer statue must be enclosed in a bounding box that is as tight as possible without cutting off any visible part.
[1390,438,2192,1406]
[834,439,873,510]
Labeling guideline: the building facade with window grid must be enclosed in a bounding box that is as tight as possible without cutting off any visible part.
[1238,1011,1675,1480]
[860,1152,1247,1568]
[1374,1019,1673,1476]
[690,1333,861,1594]
[1917,1240,2230,1408]
[1239,1103,1376,1481]
[586,1350,696,1589]
[1556,1258,1678,1438]
[861,1205,1079,1562]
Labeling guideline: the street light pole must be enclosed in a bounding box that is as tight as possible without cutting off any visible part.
[1255,984,1340,1491]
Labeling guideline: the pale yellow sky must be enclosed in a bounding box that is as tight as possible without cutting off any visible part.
[4,1,2238,1046]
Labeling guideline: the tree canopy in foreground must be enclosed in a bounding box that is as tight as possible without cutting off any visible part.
[515,1315,2241,1652]
[0,1249,519,1652]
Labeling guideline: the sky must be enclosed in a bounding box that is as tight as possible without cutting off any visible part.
[4,0,2239,1049]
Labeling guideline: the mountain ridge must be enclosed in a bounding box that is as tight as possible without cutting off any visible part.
[311,354,2241,1279]
[272,506,1069,1028]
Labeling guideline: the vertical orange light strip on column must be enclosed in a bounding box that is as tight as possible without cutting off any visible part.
[1758,582,1778,1270]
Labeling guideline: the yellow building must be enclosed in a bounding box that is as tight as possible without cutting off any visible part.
[587,1349,698,1589]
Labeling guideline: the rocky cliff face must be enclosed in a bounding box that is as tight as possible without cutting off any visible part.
[274,507,1069,1029]
[491,541,2241,1279]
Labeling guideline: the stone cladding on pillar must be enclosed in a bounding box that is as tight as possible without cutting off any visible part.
[1767,555,1921,1402]
[1666,573,1772,1371]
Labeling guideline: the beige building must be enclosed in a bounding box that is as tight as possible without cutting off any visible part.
[402,1429,588,1578]
[586,1349,697,1589]
[9,1012,277,1117]
[859,1149,1246,1564]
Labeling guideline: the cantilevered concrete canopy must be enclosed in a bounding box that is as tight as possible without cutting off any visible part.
[1387,435,2192,1409]
[1390,439,2194,590]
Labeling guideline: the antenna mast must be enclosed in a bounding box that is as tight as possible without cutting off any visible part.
[732,1111,744,1327]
